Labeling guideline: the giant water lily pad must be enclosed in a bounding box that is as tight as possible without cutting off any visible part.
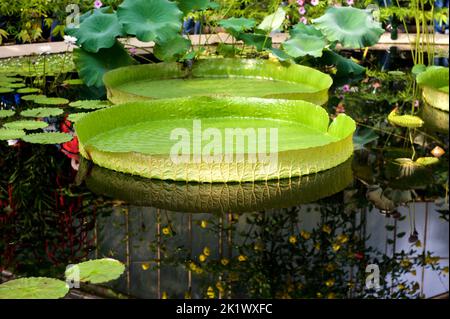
[4,120,48,130]
[416,67,449,112]
[421,102,449,134]
[65,258,125,284]
[0,277,69,299]
[21,107,64,118]
[0,128,25,140]
[313,7,384,49]
[22,132,73,144]
[117,0,183,42]
[78,157,353,213]
[75,97,356,182]
[104,59,333,105]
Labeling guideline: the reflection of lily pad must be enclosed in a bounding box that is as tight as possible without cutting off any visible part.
[21,94,47,101]
[21,107,64,118]
[34,97,69,105]
[0,110,15,118]
[22,132,73,144]
[4,120,48,130]
[0,129,25,140]
[0,277,69,299]
[65,258,125,284]
[16,88,41,94]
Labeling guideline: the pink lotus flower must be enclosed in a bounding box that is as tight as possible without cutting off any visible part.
[342,84,351,92]
[297,0,305,5]
[311,0,319,6]
[300,16,308,24]
[94,0,103,9]
[298,6,306,15]
[346,0,354,5]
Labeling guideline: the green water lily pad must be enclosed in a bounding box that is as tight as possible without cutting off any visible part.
[21,94,47,101]
[34,97,69,105]
[4,120,48,130]
[63,79,84,86]
[73,41,136,88]
[22,132,73,144]
[388,109,424,128]
[65,258,125,284]
[0,110,15,118]
[73,11,124,53]
[0,128,25,140]
[16,88,41,94]
[21,107,64,118]
[416,157,439,166]
[416,67,449,112]
[104,58,333,105]
[117,0,183,42]
[5,82,25,89]
[69,100,109,109]
[75,97,356,182]
[258,7,285,32]
[68,112,89,123]
[0,277,69,299]
[0,87,14,94]
[218,17,256,33]
[313,7,384,49]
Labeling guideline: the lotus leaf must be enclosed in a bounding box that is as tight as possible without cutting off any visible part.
[153,35,192,62]
[218,18,256,33]
[177,0,217,14]
[258,7,285,32]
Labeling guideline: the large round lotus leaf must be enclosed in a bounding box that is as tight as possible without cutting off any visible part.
[4,120,48,130]
[34,97,69,105]
[0,129,25,140]
[416,67,449,112]
[117,0,183,42]
[21,107,64,118]
[21,94,47,101]
[22,132,73,144]
[283,24,326,58]
[79,158,353,213]
[258,7,285,32]
[0,110,15,118]
[73,11,124,53]
[0,277,69,299]
[73,41,136,88]
[75,97,356,182]
[218,17,256,33]
[153,35,191,62]
[16,88,41,94]
[103,58,333,105]
[313,7,384,49]
[320,50,365,76]
[235,32,272,52]
[65,258,125,284]
[0,87,14,94]
[177,0,217,14]
[69,100,109,109]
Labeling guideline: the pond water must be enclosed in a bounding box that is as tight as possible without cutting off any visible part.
[0,52,448,299]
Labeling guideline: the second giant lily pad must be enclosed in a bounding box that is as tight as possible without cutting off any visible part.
[416,67,449,112]
[75,97,355,182]
[103,58,333,105]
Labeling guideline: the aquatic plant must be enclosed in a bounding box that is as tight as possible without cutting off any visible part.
[416,67,449,112]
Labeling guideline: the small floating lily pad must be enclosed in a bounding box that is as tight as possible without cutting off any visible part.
[69,100,109,109]
[65,258,125,284]
[4,120,48,130]
[67,112,89,123]
[17,88,41,94]
[63,79,84,86]
[0,128,25,140]
[34,97,70,105]
[21,94,47,101]
[0,110,15,118]
[415,157,439,166]
[21,107,64,118]
[22,132,73,144]
[0,87,14,94]
[388,109,424,128]
[5,83,26,89]
[0,277,69,299]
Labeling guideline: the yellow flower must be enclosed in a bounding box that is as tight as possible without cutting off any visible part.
[397,284,406,291]
[206,286,215,299]
[332,243,341,252]
[203,246,210,256]
[316,292,323,298]
[162,291,168,299]
[400,259,411,268]
[199,254,207,263]
[337,234,349,244]
[289,235,297,244]
[162,227,170,235]
[325,263,336,272]
[300,230,311,240]
[325,278,335,287]
[415,240,422,248]
[322,225,332,234]
[200,220,208,228]
[314,242,321,251]
[238,255,247,262]
[221,258,230,266]
[254,242,263,251]
[216,281,225,293]
[327,292,336,299]
[141,263,150,271]
[442,266,449,274]
[411,269,417,276]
